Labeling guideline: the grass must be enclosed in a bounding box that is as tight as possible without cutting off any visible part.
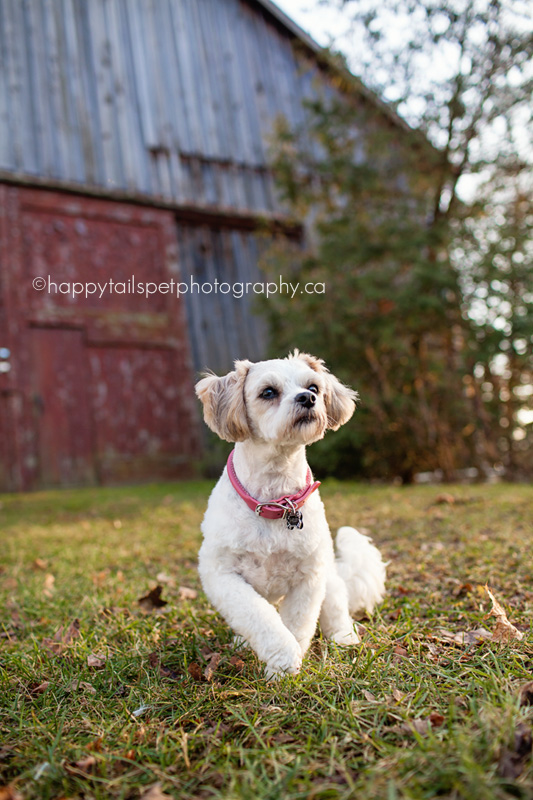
[0,480,532,799]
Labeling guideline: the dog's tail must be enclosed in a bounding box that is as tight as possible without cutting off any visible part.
[334,526,387,618]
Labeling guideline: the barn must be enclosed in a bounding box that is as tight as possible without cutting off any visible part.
[0,0,408,491]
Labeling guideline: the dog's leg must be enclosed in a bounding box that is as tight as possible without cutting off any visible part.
[278,575,325,656]
[200,567,302,677]
[319,565,360,646]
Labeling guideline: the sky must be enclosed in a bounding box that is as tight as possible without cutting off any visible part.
[271,0,348,47]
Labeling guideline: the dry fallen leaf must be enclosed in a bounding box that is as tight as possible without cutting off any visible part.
[64,755,97,776]
[32,558,48,571]
[437,627,492,646]
[485,586,524,643]
[87,653,107,669]
[140,784,174,800]
[69,680,97,694]
[394,712,445,737]
[147,652,181,681]
[187,662,203,681]
[229,655,245,672]
[41,619,80,656]
[138,585,168,611]
[178,585,198,600]
[0,786,23,800]
[435,493,456,505]
[43,573,55,597]
[91,569,110,587]
[29,681,50,695]
[519,681,533,707]
[498,723,532,779]
[362,689,377,702]
[204,652,221,682]
[156,571,174,585]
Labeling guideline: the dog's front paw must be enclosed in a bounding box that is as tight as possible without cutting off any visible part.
[264,643,302,680]
[329,627,360,646]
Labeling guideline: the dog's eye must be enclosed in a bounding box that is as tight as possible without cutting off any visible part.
[308,384,319,395]
[260,387,278,400]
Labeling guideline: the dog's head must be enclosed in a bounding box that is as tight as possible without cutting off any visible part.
[195,351,357,445]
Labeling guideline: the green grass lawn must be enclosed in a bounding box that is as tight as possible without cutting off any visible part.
[1,481,532,800]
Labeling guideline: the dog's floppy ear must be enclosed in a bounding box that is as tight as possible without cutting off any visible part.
[195,359,252,442]
[323,372,358,430]
[295,351,357,431]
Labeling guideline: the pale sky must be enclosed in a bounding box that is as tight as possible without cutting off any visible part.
[272,0,348,46]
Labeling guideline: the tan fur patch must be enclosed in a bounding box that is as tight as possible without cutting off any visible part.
[195,360,252,442]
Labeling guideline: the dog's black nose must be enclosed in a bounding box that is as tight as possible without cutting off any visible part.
[295,391,316,409]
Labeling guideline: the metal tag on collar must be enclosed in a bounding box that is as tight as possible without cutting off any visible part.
[284,499,304,531]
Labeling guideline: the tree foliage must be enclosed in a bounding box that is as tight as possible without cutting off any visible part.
[263,0,533,481]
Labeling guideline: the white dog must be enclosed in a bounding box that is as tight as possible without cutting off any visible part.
[195,351,386,678]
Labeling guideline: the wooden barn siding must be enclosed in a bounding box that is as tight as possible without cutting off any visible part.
[176,222,269,374]
[0,0,324,215]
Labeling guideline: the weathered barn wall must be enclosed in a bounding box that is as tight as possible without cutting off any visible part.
[0,0,388,489]
[0,0,319,213]
[176,222,270,372]
[0,185,201,491]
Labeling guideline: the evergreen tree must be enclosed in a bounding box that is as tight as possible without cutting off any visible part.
[263,0,532,481]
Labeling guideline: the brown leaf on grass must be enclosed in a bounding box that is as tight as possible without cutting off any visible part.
[91,569,110,587]
[43,573,55,597]
[498,723,532,779]
[437,627,492,646]
[29,681,50,695]
[32,558,48,570]
[435,493,456,505]
[393,644,409,660]
[519,681,533,707]
[452,582,475,597]
[199,721,231,740]
[485,586,524,643]
[147,652,181,681]
[138,585,168,611]
[229,655,245,672]
[87,737,103,752]
[87,653,107,669]
[41,619,80,655]
[0,787,23,800]
[362,689,377,702]
[156,571,174,585]
[394,712,445,737]
[69,680,97,694]
[140,781,173,800]
[64,754,97,776]
[391,687,406,703]
[187,662,203,681]
[178,585,197,600]
[204,652,221,682]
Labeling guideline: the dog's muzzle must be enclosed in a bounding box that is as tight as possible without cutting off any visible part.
[295,390,317,409]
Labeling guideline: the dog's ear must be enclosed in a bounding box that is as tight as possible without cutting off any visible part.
[195,359,252,442]
[294,351,357,430]
[294,350,326,373]
[323,372,358,430]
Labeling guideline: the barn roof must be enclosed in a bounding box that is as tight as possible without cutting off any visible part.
[252,0,322,53]
[0,0,419,220]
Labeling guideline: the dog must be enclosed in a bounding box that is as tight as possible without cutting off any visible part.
[195,350,386,678]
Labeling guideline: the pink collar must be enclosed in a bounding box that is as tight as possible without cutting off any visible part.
[226,449,320,521]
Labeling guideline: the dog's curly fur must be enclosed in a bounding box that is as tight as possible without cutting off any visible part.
[195,351,386,678]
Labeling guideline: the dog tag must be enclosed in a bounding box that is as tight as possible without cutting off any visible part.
[286,510,304,530]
